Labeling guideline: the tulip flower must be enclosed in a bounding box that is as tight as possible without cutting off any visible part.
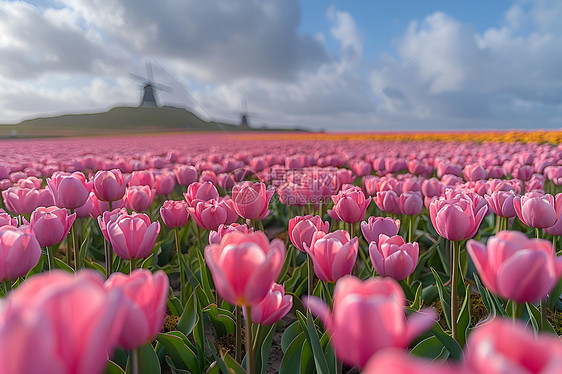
[154,171,176,195]
[188,198,231,231]
[304,230,358,283]
[361,216,400,244]
[29,206,76,247]
[464,318,562,374]
[125,185,155,212]
[208,223,253,244]
[545,193,562,236]
[47,171,90,210]
[93,169,130,202]
[0,270,124,374]
[328,186,371,223]
[232,181,273,221]
[373,190,401,215]
[105,269,169,350]
[467,230,562,304]
[288,215,329,252]
[160,200,190,228]
[369,234,419,281]
[2,186,55,215]
[174,164,198,186]
[243,283,293,326]
[184,181,219,206]
[106,212,160,260]
[305,276,437,368]
[88,191,125,218]
[463,163,488,181]
[0,209,18,227]
[399,191,423,216]
[0,225,41,282]
[421,177,443,198]
[429,195,487,242]
[128,170,155,188]
[485,190,517,218]
[514,192,557,229]
[204,231,285,306]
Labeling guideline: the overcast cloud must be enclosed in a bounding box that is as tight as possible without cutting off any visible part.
[0,0,561,130]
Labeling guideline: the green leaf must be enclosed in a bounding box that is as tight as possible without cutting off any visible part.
[167,295,183,317]
[53,257,75,273]
[255,322,278,374]
[156,332,199,372]
[279,332,306,374]
[177,290,197,336]
[104,361,126,374]
[164,356,191,374]
[136,343,161,374]
[472,273,492,314]
[456,284,471,347]
[203,303,236,336]
[304,313,330,374]
[525,302,557,334]
[431,268,451,329]
[183,253,212,307]
[26,253,45,279]
[281,320,303,353]
[410,283,423,311]
[195,249,215,305]
[284,262,307,294]
[410,336,447,360]
[431,323,463,361]
[549,277,562,310]
[83,258,107,277]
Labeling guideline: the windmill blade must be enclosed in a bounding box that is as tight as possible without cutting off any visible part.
[146,62,154,82]
[129,72,148,83]
[151,82,173,93]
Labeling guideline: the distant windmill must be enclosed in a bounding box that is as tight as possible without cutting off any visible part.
[239,100,254,129]
[130,62,172,108]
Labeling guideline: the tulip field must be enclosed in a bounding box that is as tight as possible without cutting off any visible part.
[0,130,561,374]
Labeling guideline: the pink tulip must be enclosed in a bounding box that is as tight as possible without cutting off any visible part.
[429,195,487,241]
[188,198,230,231]
[88,191,125,218]
[17,176,42,189]
[208,223,253,244]
[545,193,562,236]
[174,164,198,186]
[243,283,293,325]
[105,269,168,350]
[155,171,176,195]
[2,186,55,214]
[485,191,517,218]
[93,169,130,202]
[47,171,90,210]
[97,208,128,242]
[0,225,41,282]
[125,185,155,212]
[288,215,330,252]
[399,191,423,216]
[361,216,401,244]
[160,200,190,228]
[128,170,155,188]
[463,163,488,181]
[0,270,124,374]
[514,192,557,229]
[467,231,562,304]
[373,190,401,215]
[204,231,285,306]
[328,186,371,223]
[0,209,18,227]
[184,181,219,206]
[232,181,273,220]
[106,212,160,260]
[220,195,240,225]
[305,276,437,368]
[421,177,443,197]
[370,234,419,281]
[30,206,76,247]
[465,318,562,374]
[304,230,358,283]
[363,349,462,374]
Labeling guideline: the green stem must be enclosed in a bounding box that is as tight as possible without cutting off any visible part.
[252,324,263,353]
[451,240,459,343]
[536,228,541,240]
[236,306,242,363]
[130,347,141,374]
[174,227,185,305]
[130,258,137,273]
[540,298,548,331]
[46,246,56,271]
[512,301,522,322]
[196,224,203,252]
[244,306,255,374]
[307,254,314,297]
[71,210,80,270]
[1,282,7,296]
[104,239,113,278]
[336,359,343,374]
[408,215,414,242]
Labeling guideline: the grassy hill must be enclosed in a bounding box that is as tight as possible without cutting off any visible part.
[0,106,246,138]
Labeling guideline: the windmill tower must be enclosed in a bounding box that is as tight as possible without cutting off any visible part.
[130,62,171,108]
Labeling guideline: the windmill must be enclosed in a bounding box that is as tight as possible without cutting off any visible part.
[130,62,171,108]
[239,100,255,129]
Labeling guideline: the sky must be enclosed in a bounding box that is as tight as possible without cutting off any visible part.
[1,0,561,131]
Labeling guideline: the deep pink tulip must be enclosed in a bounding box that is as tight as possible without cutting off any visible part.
[545,193,562,236]
[47,171,90,210]
[370,234,419,281]
[305,276,437,368]
[30,206,76,247]
[106,212,160,260]
[184,181,219,206]
[243,283,293,325]
[328,186,371,223]
[467,231,562,304]
[514,192,557,229]
[155,172,176,195]
[288,215,330,252]
[160,200,190,228]
[465,318,562,374]
[361,216,400,244]
[128,170,155,188]
[126,185,155,212]
[93,169,130,202]
[204,231,285,306]
[174,164,198,186]
[429,196,487,241]
[232,181,274,220]
[0,209,18,227]
[485,191,517,218]
[105,269,168,350]
[187,198,231,231]
[0,270,124,374]
[399,191,423,216]
[208,223,253,244]
[304,230,358,283]
[2,186,55,215]
[363,349,462,374]
[373,190,401,215]
[0,225,41,282]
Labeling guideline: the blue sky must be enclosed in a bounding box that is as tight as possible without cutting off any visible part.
[0,0,561,131]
